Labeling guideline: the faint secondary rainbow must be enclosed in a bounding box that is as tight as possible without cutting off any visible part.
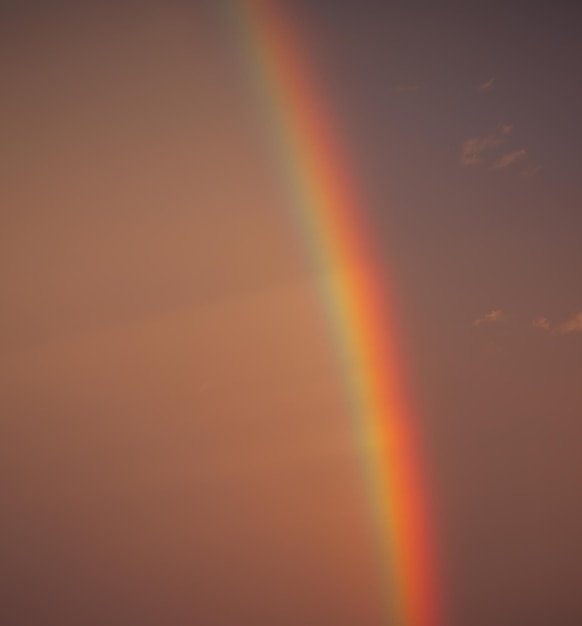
[228,1,439,624]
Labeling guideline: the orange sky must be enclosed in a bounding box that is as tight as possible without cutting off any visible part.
[1,5,387,624]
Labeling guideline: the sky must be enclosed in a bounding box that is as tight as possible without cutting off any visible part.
[1,1,582,625]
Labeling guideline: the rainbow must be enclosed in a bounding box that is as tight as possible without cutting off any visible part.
[227,2,439,624]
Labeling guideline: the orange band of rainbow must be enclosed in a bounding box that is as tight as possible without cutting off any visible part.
[228,2,440,624]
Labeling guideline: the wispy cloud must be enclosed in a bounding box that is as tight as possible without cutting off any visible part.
[461,124,512,165]
[394,83,422,93]
[492,149,528,169]
[462,137,502,165]
[478,78,495,91]
[532,312,582,335]
[532,316,550,330]
[473,309,503,327]
[555,311,582,335]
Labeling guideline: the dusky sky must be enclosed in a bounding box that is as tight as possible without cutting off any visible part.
[1,2,581,625]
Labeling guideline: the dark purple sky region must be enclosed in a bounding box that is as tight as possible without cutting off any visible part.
[295,4,582,624]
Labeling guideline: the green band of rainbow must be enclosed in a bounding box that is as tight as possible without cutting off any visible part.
[227,2,439,624]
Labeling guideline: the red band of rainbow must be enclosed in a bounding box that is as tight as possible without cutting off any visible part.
[228,2,440,624]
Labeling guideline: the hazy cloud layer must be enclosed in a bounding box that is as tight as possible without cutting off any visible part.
[531,312,582,334]
[493,149,528,169]
[478,78,495,91]
[461,124,512,165]
[556,311,582,335]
